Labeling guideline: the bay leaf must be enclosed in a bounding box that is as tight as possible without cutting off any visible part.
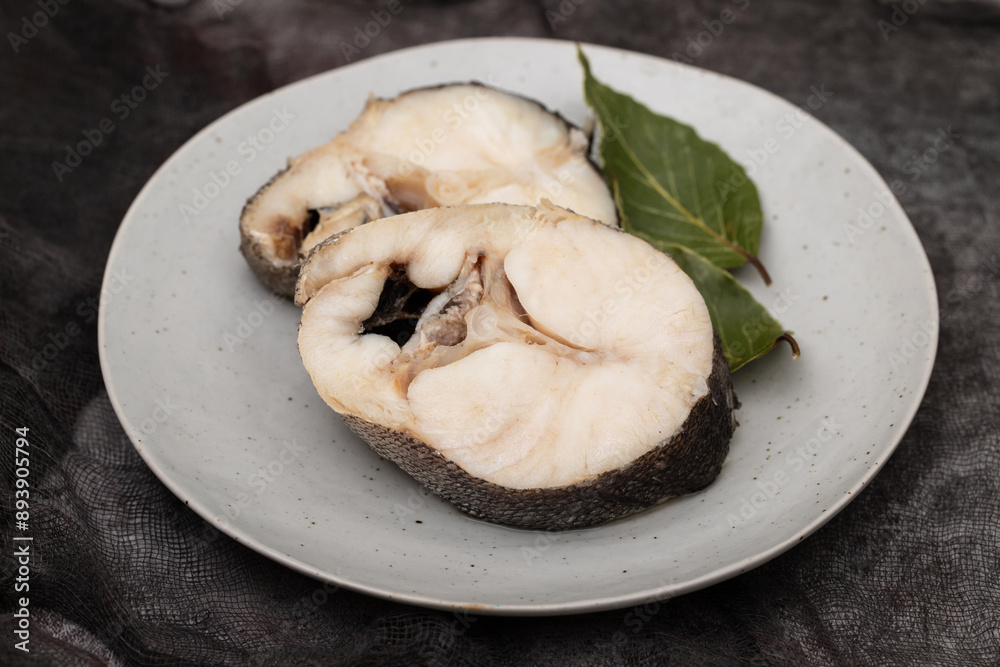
[579,47,798,370]
[579,48,770,283]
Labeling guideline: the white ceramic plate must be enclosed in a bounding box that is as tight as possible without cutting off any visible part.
[99,38,938,615]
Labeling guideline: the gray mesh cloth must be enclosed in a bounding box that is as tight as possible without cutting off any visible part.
[2,0,998,665]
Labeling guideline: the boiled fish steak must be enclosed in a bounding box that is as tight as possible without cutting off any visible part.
[296,201,736,530]
[240,84,617,296]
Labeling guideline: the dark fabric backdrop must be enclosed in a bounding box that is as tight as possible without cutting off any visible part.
[1,0,998,665]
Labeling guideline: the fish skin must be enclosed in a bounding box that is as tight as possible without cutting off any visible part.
[341,332,735,531]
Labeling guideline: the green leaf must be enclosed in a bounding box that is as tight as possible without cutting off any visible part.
[659,243,797,372]
[579,48,771,284]
[579,47,798,370]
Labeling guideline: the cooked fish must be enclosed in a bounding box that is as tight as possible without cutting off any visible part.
[296,202,736,530]
[240,84,616,296]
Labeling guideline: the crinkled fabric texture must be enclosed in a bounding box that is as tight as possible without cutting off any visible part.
[1,0,998,665]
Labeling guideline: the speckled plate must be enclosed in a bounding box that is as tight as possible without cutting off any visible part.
[98,38,938,615]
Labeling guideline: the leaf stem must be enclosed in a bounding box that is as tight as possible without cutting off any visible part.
[778,333,800,359]
[733,247,772,285]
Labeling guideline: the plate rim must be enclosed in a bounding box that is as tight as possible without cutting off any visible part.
[98,36,939,616]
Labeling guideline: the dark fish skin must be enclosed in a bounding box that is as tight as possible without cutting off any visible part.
[239,231,298,297]
[341,333,736,531]
[238,164,299,297]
